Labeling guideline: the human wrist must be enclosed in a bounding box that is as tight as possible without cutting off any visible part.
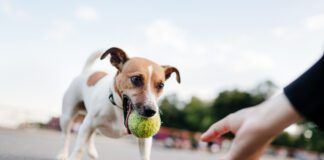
[256,93,302,133]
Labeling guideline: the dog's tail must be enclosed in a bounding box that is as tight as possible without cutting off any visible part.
[82,51,103,72]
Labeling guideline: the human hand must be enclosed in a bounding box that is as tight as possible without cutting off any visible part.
[201,93,302,160]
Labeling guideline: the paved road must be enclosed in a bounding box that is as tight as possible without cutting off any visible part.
[0,128,289,160]
[0,128,224,160]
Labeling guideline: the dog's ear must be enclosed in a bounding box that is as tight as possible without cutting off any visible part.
[162,65,181,83]
[100,47,129,71]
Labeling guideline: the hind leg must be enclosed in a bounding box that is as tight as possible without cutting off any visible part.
[57,92,83,160]
[69,115,95,160]
[87,131,98,160]
[57,113,75,160]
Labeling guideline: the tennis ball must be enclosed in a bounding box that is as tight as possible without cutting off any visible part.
[128,111,161,138]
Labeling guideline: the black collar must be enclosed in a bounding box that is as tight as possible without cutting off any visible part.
[108,88,131,134]
[109,89,122,110]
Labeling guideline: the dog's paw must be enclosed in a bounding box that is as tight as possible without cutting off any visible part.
[140,156,150,160]
[88,148,98,160]
[56,152,68,160]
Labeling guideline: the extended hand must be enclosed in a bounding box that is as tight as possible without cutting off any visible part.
[201,93,302,160]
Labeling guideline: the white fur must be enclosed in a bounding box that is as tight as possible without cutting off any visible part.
[139,138,153,160]
[58,53,154,160]
[145,65,158,111]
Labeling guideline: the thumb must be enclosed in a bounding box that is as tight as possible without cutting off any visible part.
[200,117,230,142]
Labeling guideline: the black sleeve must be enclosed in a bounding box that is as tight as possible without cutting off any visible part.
[284,54,324,130]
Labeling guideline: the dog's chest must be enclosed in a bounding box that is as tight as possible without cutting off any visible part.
[97,125,128,138]
[94,108,128,138]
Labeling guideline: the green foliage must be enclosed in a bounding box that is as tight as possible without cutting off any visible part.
[159,94,186,129]
[303,122,324,152]
[211,89,265,122]
[272,132,297,147]
[160,82,269,132]
[158,80,324,152]
[182,97,212,131]
[272,122,324,152]
[252,80,278,99]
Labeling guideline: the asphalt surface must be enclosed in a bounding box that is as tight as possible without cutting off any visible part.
[0,128,292,160]
[0,128,223,160]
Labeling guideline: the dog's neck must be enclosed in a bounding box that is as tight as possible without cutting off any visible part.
[109,77,123,108]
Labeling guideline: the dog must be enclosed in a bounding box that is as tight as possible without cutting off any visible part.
[58,47,181,160]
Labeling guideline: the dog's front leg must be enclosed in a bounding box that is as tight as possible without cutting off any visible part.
[138,137,152,160]
[69,116,95,160]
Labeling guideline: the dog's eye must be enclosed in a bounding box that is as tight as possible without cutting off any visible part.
[157,82,164,90]
[130,76,143,87]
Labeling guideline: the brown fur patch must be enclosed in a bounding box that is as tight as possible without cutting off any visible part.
[74,101,86,123]
[87,71,108,87]
[114,80,122,97]
[74,114,85,123]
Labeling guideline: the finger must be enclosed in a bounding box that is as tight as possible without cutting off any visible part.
[200,117,230,142]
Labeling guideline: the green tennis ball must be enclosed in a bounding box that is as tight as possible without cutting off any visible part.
[128,111,161,138]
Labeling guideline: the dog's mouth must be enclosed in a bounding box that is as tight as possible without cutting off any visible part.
[122,94,133,134]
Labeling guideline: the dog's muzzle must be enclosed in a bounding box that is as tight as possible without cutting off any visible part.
[139,105,157,117]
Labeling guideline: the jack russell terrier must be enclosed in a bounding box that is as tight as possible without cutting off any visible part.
[58,47,181,160]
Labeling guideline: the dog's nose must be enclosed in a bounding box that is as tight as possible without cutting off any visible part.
[143,106,156,117]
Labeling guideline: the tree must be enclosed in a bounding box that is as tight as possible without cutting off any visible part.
[272,132,296,147]
[159,94,186,129]
[211,90,264,122]
[158,81,324,152]
[252,80,278,99]
[182,96,212,132]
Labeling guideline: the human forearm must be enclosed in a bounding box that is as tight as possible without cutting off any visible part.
[257,93,302,134]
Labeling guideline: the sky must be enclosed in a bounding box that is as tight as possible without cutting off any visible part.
[0,0,324,127]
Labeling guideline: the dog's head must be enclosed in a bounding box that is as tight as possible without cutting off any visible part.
[101,47,180,118]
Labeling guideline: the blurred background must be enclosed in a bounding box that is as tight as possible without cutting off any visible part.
[0,0,324,159]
